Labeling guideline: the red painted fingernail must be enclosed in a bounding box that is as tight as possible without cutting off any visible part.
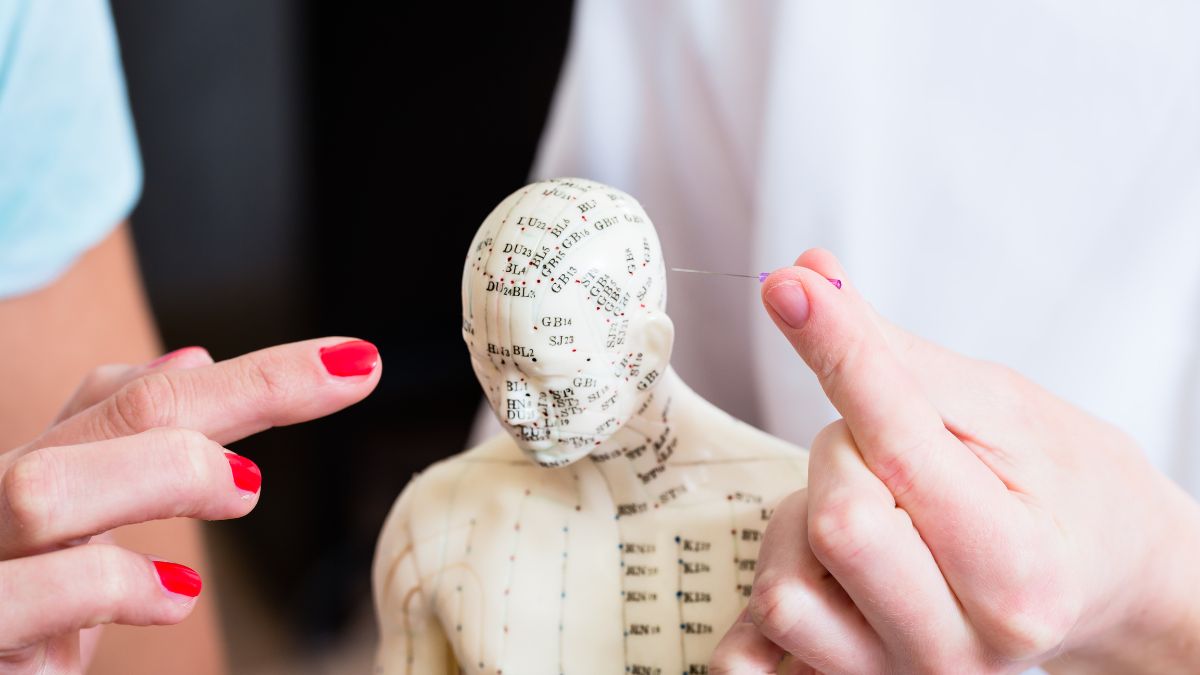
[154,561,202,597]
[319,340,379,377]
[148,346,206,368]
[226,453,262,493]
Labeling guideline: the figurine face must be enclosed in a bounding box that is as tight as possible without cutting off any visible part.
[462,178,673,467]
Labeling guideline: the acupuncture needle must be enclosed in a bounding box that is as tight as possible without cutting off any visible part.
[671,267,842,289]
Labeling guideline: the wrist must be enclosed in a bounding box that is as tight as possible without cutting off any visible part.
[1049,480,1200,674]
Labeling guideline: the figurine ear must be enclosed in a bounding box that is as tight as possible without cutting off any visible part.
[638,310,674,372]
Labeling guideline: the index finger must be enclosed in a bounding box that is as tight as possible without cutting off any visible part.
[24,337,381,453]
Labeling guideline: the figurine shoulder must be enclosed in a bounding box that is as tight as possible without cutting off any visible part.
[379,433,528,533]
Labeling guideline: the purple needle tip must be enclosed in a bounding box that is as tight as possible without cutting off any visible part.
[757,272,843,289]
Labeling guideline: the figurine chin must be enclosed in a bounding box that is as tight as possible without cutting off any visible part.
[509,432,598,468]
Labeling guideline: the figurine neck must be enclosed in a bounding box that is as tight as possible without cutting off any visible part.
[582,367,731,498]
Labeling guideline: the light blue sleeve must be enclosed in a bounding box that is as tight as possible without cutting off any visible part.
[0,0,142,298]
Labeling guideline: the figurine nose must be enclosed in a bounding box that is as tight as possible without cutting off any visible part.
[501,381,539,426]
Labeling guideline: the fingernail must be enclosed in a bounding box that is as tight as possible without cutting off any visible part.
[766,281,810,328]
[226,452,262,494]
[319,340,379,377]
[154,560,202,598]
[148,346,206,368]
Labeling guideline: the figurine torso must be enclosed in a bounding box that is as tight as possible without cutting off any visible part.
[377,403,808,675]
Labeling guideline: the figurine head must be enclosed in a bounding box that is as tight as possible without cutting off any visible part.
[462,178,674,467]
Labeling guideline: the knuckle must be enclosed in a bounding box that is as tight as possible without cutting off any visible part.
[84,544,138,610]
[707,655,735,675]
[976,556,1079,661]
[810,420,851,454]
[81,364,128,392]
[747,574,811,642]
[813,335,866,395]
[983,598,1073,660]
[807,498,881,567]
[246,353,293,410]
[707,640,742,675]
[870,429,937,502]
[808,421,852,472]
[109,373,179,434]
[2,451,61,539]
[152,428,216,506]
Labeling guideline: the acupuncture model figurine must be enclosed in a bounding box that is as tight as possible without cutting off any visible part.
[373,178,809,674]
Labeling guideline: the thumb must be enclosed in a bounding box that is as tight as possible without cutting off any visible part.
[761,251,946,473]
[772,248,1036,448]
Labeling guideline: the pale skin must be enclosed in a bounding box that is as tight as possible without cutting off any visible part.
[0,227,384,673]
[0,225,222,674]
[711,248,1200,674]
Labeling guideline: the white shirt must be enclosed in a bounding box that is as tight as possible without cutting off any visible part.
[531,0,1200,499]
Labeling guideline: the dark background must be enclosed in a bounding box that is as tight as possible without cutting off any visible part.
[109,0,573,664]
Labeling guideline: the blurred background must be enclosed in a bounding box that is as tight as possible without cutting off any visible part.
[110,2,573,671]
